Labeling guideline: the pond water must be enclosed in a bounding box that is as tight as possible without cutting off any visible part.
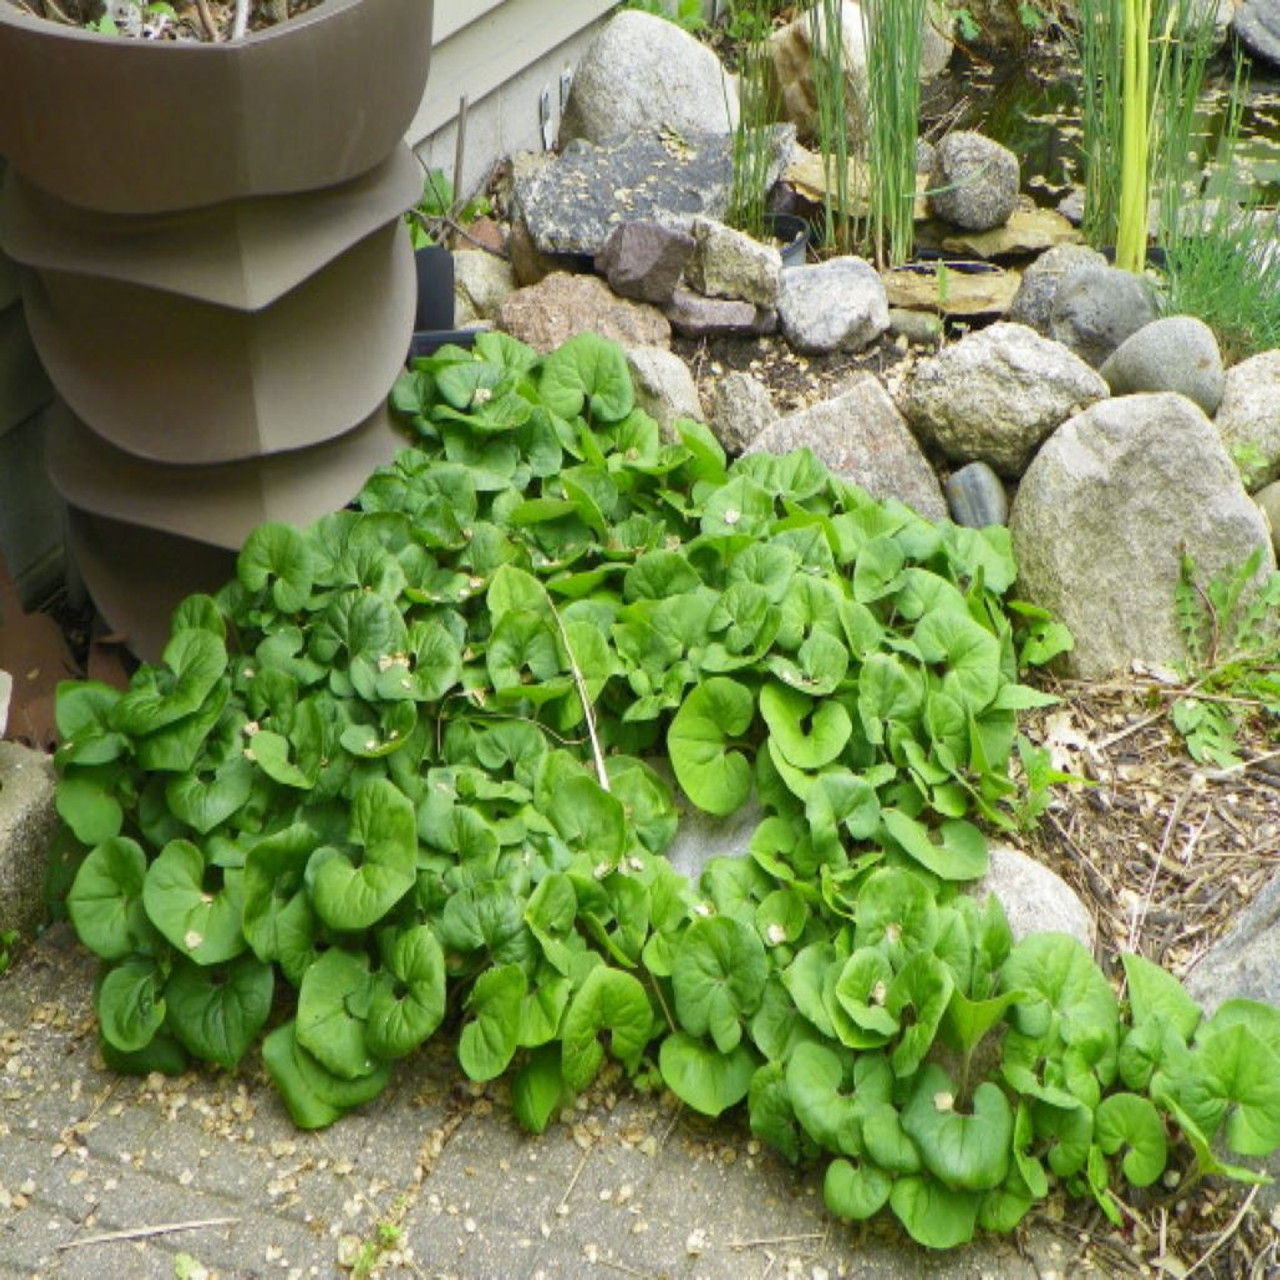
[939,48,1280,211]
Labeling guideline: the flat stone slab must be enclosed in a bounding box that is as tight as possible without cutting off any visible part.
[513,127,794,258]
[934,204,1082,259]
[882,264,1019,317]
[0,925,1117,1279]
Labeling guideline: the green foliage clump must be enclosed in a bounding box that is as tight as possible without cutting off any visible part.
[52,333,1280,1249]
[1172,548,1280,768]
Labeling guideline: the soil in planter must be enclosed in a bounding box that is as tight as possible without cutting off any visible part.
[13,0,327,41]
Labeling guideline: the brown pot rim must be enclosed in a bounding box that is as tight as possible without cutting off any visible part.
[0,0,433,214]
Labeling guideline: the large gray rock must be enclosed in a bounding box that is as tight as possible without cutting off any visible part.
[1100,315,1225,416]
[1185,875,1280,1013]
[514,127,793,258]
[1009,393,1276,678]
[452,249,516,327]
[1258,480,1280,556]
[559,9,738,145]
[1007,244,1108,334]
[903,322,1109,477]
[975,845,1095,951]
[0,741,56,936]
[626,346,704,435]
[499,273,670,354]
[595,220,695,305]
[1214,349,1280,491]
[746,374,947,519]
[1048,265,1159,367]
[777,257,889,354]
[927,131,1020,232]
[1183,869,1280,1214]
[712,371,777,455]
[686,218,782,309]
[1234,0,1280,68]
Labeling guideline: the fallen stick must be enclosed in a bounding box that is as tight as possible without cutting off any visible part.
[58,1216,239,1251]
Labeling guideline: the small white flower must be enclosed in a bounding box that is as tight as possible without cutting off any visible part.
[766,923,787,946]
[243,720,260,737]
[723,509,741,527]
[934,1091,955,1113]
[473,387,493,405]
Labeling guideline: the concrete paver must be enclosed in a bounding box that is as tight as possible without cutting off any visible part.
[1,926,1101,1279]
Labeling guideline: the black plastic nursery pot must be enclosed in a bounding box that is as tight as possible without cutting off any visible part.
[409,244,477,359]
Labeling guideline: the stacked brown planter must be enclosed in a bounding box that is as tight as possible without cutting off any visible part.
[0,163,59,606]
[0,0,434,659]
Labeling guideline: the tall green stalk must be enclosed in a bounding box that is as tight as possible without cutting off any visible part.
[861,0,925,268]
[728,0,777,240]
[1076,0,1219,269]
[809,0,851,253]
[1114,0,1151,272]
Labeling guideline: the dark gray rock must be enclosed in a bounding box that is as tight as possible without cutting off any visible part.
[665,286,776,339]
[1099,315,1225,415]
[946,461,1009,527]
[903,322,1109,478]
[777,257,889,354]
[746,374,947,520]
[595,220,694,305]
[559,9,738,144]
[1215,349,1280,491]
[712,370,777,455]
[1048,265,1159,367]
[927,131,1020,232]
[513,127,793,258]
[1009,393,1276,678]
[1007,244,1108,334]
[1234,0,1280,68]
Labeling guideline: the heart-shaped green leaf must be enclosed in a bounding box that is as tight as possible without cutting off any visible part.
[902,1063,1012,1191]
[824,1157,892,1221]
[142,840,246,965]
[672,915,767,1054]
[668,677,755,816]
[880,810,989,882]
[366,925,447,1061]
[165,756,254,835]
[296,948,378,1081]
[97,956,166,1053]
[237,522,315,614]
[659,1031,757,1118]
[759,683,851,771]
[67,837,152,961]
[309,779,417,932]
[561,965,652,1091]
[165,953,273,1069]
[1094,1093,1167,1186]
[459,963,526,1082]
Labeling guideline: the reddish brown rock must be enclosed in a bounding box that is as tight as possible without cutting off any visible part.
[498,272,670,354]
